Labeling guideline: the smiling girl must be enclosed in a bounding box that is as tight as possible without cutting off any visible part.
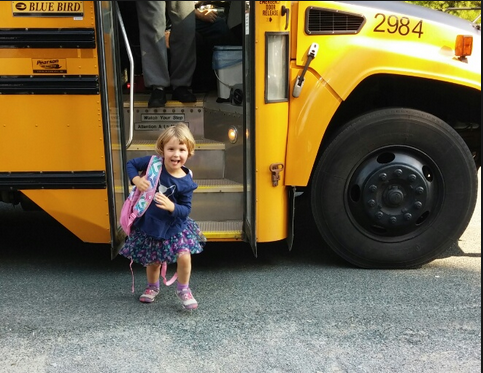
[119,123,205,310]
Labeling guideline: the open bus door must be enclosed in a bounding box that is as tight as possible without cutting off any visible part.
[243,1,257,257]
[98,2,131,257]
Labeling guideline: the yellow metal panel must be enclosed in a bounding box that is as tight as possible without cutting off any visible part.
[0,50,99,75]
[11,1,85,17]
[0,95,105,172]
[22,189,110,243]
[0,2,98,75]
[295,1,481,101]
[254,1,290,242]
[285,70,342,186]
[1,1,95,28]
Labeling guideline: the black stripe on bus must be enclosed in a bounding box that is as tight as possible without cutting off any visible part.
[0,75,99,94]
[0,172,106,190]
[0,28,95,48]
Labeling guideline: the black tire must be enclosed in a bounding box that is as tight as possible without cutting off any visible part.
[310,108,478,268]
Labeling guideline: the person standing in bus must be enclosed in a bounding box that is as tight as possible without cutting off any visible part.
[119,123,205,310]
[136,1,197,107]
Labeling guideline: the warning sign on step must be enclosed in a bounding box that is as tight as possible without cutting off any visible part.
[141,114,185,122]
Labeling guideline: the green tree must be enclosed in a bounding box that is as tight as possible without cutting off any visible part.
[406,1,481,22]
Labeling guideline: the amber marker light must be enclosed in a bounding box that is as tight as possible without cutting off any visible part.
[455,35,473,59]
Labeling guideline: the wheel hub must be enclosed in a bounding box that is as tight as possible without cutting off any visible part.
[349,151,434,236]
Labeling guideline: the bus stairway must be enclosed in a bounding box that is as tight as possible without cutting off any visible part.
[121,94,244,241]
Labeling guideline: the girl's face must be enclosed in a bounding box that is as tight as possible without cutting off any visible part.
[163,136,189,174]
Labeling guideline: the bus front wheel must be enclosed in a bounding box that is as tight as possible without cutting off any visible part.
[310,108,478,268]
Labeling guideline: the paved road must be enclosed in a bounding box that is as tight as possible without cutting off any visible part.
[0,172,480,373]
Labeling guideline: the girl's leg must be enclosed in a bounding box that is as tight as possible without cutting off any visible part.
[176,251,192,285]
[176,251,198,310]
[146,263,161,286]
[139,263,161,303]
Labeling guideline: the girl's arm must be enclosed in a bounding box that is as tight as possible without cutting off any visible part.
[126,156,152,191]
[126,156,151,183]
[154,191,193,219]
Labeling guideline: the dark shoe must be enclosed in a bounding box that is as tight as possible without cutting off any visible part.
[148,89,167,108]
[172,86,197,103]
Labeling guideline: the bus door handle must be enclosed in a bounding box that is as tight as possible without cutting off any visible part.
[292,43,319,98]
[281,6,289,30]
[270,163,284,187]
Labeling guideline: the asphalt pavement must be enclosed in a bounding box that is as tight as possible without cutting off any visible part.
[0,172,480,373]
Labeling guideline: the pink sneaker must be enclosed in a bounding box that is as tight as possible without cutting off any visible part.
[176,288,198,310]
[139,287,159,303]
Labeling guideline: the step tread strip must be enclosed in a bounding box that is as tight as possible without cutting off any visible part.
[115,178,243,194]
[198,220,243,239]
[196,179,243,193]
[129,139,225,151]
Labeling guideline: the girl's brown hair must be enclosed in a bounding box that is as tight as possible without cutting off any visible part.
[155,122,196,158]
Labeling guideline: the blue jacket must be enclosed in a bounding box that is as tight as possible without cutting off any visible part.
[126,156,198,240]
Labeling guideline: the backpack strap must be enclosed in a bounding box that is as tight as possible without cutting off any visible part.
[132,155,163,219]
[161,262,178,286]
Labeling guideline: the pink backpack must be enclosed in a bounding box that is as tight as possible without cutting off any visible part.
[120,155,162,235]
[120,155,178,289]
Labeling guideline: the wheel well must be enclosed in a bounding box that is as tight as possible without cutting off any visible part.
[320,74,481,171]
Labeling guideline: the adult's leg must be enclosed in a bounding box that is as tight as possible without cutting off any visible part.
[167,1,196,89]
[136,1,170,88]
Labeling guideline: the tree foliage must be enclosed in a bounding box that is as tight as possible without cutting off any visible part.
[405,1,481,22]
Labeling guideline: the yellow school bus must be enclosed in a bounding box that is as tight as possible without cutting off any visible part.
[0,1,480,268]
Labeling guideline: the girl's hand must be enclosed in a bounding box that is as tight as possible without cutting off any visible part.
[155,192,175,213]
[132,176,150,192]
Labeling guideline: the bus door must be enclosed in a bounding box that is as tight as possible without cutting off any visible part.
[243,1,257,256]
[250,1,291,250]
[98,1,130,256]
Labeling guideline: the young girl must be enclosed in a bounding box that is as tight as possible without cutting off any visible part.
[119,123,205,310]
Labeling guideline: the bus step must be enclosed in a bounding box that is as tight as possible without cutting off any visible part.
[197,220,243,240]
[126,139,226,179]
[191,178,243,221]
[123,93,205,138]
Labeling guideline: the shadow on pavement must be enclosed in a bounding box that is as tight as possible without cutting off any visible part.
[1,187,473,274]
[0,197,347,275]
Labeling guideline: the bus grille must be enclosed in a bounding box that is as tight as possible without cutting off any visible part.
[0,75,99,94]
[0,28,95,48]
[305,7,365,35]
